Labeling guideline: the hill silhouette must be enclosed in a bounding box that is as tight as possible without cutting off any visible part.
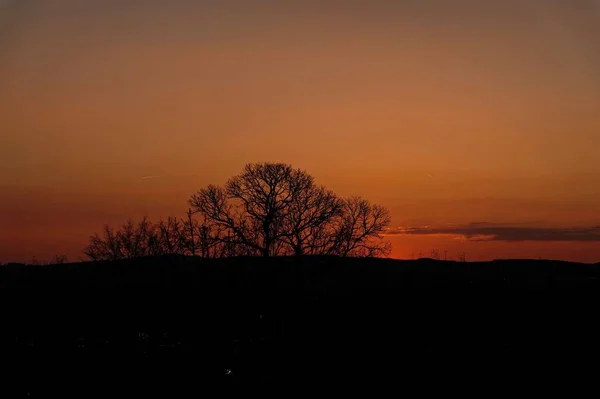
[2,255,599,395]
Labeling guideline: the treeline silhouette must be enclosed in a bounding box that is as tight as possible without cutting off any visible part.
[84,162,391,261]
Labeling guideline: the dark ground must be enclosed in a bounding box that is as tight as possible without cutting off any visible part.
[2,255,600,396]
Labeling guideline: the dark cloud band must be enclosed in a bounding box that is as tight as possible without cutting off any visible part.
[386,223,600,242]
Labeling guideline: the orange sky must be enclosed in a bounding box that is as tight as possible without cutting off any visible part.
[1,1,599,263]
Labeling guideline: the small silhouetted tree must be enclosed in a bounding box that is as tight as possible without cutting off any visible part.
[84,217,167,260]
[84,224,124,261]
[182,209,199,256]
[84,213,228,260]
[119,217,153,258]
[51,255,68,264]
[328,196,392,257]
[157,217,185,255]
[185,210,232,258]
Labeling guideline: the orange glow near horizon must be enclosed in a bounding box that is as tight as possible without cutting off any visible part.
[1,1,599,263]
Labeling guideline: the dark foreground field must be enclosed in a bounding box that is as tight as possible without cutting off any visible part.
[2,255,600,396]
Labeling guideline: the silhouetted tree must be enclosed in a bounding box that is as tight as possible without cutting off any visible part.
[51,254,68,264]
[84,162,392,260]
[84,224,124,261]
[190,162,391,257]
[281,185,343,255]
[328,196,392,257]
[182,209,199,256]
[184,210,233,258]
[190,162,315,257]
[157,217,186,255]
[84,217,172,260]
[119,217,154,258]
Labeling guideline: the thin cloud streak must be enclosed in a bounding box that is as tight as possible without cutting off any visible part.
[386,222,600,242]
[141,175,165,180]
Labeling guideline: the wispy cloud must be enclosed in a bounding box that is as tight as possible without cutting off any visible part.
[385,222,600,242]
[141,174,165,180]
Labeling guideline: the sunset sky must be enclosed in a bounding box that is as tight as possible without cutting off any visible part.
[1,0,599,263]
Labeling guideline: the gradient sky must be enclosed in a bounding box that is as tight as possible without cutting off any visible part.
[1,0,599,263]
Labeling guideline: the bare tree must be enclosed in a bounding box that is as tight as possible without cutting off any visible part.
[120,219,141,258]
[157,217,185,255]
[190,162,315,257]
[281,185,343,255]
[189,184,256,255]
[180,208,230,258]
[84,224,124,261]
[84,217,165,260]
[182,209,199,256]
[328,196,392,257]
[190,163,392,258]
[185,211,231,258]
[119,217,156,258]
[51,254,68,264]
[84,212,233,261]
[84,162,393,261]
